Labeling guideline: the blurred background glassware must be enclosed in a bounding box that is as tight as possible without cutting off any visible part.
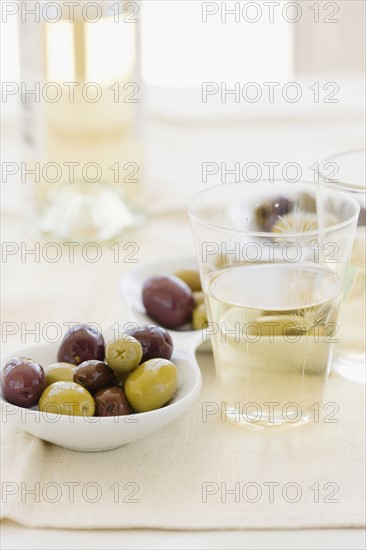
[189,181,359,427]
[319,149,366,384]
[18,1,144,242]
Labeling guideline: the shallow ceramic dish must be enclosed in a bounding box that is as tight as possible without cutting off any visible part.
[119,257,211,352]
[0,331,202,452]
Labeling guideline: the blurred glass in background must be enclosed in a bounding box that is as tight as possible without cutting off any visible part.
[18,1,143,241]
[319,149,366,384]
[1,1,365,219]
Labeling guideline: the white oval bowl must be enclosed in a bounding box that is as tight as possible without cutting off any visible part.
[119,256,211,352]
[0,338,202,452]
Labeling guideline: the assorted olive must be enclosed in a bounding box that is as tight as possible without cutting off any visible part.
[142,269,208,331]
[1,323,179,418]
[192,303,209,331]
[3,268,207,416]
[44,362,76,385]
[39,381,95,416]
[73,360,116,393]
[57,324,105,365]
[142,274,195,329]
[254,193,322,233]
[1,357,46,408]
[173,269,201,292]
[125,358,178,413]
[192,291,204,305]
[126,325,173,363]
[255,196,292,232]
[94,386,133,417]
[105,335,143,374]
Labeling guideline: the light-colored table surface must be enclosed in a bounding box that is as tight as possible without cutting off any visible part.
[1,521,365,550]
[1,116,365,549]
[1,208,365,549]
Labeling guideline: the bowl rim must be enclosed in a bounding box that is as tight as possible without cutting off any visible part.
[188,180,361,237]
[0,341,202,424]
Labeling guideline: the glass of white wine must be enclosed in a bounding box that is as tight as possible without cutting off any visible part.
[19,1,144,242]
[319,149,366,384]
[188,181,359,428]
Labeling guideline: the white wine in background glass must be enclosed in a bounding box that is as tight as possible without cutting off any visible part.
[189,181,359,428]
[18,1,144,241]
[319,149,366,384]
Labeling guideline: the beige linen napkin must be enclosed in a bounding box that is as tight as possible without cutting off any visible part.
[1,352,365,530]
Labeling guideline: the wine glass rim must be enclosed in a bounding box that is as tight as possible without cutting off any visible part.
[188,180,360,238]
[319,148,365,192]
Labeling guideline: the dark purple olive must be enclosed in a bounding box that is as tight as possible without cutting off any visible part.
[126,325,173,363]
[94,386,133,416]
[73,360,115,393]
[57,324,105,365]
[1,357,46,408]
[142,274,195,329]
[255,196,292,231]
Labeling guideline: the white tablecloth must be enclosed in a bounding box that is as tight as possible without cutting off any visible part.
[1,115,365,541]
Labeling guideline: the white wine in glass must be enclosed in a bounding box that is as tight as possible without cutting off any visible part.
[19,1,144,241]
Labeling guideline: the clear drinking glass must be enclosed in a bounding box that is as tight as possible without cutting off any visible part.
[189,181,359,428]
[319,149,366,384]
[19,2,144,242]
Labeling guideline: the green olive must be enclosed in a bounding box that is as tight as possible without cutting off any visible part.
[44,362,76,386]
[250,315,301,337]
[124,358,178,412]
[174,269,201,291]
[105,335,143,374]
[192,303,208,330]
[38,381,95,416]
[251,315,325,337]
[193,290,205,305]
